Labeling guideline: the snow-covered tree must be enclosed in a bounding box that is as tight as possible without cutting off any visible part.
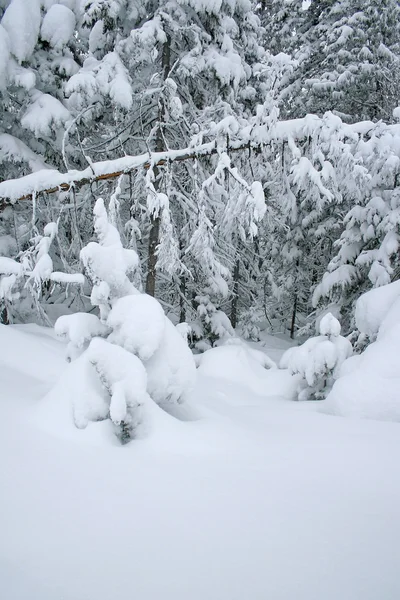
[284,0,400,122]
[54,197,197,442]
[0,219,84,324]
[313,117,400,334]
[280,312,352,400]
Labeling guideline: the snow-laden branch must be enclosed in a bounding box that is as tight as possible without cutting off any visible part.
[0,112,398,208]
[0,141,218,207]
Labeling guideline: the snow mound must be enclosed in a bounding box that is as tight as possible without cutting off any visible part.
[198,343,297,399]
[146,316,197,406]
[323,323,400,422]
[324,281,400,422]
[0,323,64,384]
[355,279,400,339]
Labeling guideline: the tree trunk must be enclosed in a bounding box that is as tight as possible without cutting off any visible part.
[230,257,240,328]
[0,304,9,325]
[179,275,186,323]
[290,294,297,339]
[145,34,171,297]
[145,214,161,296]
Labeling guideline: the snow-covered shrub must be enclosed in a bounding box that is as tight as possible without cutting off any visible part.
[107,294,197,407]
[80,198,138,320]
[280,313,352,400]
[192,292,234,352]
[53,197,196,441]
[87,337,149,443]
[55,312,110,361]
[323,281,400,421]
[238,307,264,341]
[0,221,83,324]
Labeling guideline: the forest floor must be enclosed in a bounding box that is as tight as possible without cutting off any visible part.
[1,324,400,600]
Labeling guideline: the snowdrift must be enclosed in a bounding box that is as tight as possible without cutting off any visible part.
[323,282,400,421]
[0,323,65,384]
[197,341,298,400]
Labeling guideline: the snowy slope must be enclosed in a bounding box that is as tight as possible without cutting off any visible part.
[1,326,400,600]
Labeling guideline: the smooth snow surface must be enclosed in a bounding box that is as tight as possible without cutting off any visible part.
[1,326,400,600]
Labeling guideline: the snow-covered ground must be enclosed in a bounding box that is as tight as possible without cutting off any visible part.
[1,324,400,600]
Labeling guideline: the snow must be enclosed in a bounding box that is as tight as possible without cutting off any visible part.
[1,0,41,63]
[55,312,110,359]
[145,315,197,407]
[280,314,352,400]
[0,24,10,88]
[323,322,400,422]
[324,281,400,421]
[108,294,197,407]
[0,133,49,172]
[355,279,400,339]
[50,271,85,284]
[0,256,23,276]
[1,324,400,600]
[66,51,133,111]
[2,112,399,203]
[319,311,341,337]
[87,337,149,435]
[80,198,138,301]
[41,4,76,50]
[21,91,71,138]
[197,342,296,399]
[107,294,166,361]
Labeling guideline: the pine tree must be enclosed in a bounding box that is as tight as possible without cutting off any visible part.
[289,0,400,122]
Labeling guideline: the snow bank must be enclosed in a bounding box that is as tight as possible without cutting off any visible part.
[0,323,64,384]
[323,323,400,422]
[355,279,400,339]
[197,342,297,400]
[324,281,400,421]
[2,323,400,600]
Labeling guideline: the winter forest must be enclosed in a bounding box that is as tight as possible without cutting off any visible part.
[1,1,400,598]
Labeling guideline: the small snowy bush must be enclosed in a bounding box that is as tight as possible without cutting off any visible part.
[192,292,234,352]
[238,307,264,341]
[55,312,110,361]
[280,313,352,400]
[53,197,196,442]
[87,337,149,443]
[107,294,197,407]
[0,221,83,324]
